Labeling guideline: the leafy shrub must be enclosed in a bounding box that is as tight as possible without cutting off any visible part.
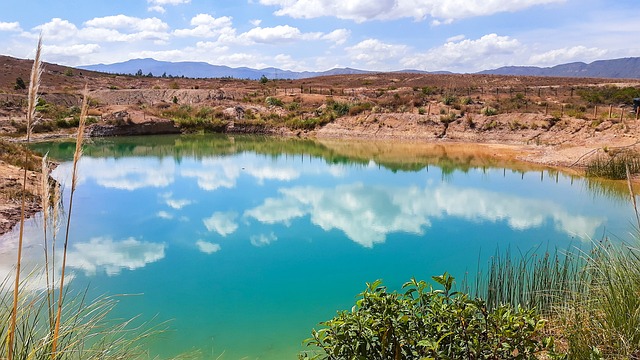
[442,95,457,106]
[265,96,284,107]
[301,274,552,360]
[483,107,498,116]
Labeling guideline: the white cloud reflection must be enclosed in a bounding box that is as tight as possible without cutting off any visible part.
[180,157,301,191]
[67,236,166,276]
[203,211,238,236]
[195,240,221,254]
[54,157,176,190]
[250,232,277,247]
[246,183,605,248]
[160,192,193,209]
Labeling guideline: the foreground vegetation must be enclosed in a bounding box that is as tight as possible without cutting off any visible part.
[1,37,158,360]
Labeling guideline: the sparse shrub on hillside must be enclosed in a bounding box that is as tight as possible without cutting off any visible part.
[265,96,283,107]
[482,107,498,116]
[577,86,640,105]
[442,95,457,106]
[14,77,26,90]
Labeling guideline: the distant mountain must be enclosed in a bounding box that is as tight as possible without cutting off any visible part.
[78,58,375,80]
[479,58,640,79]
[79,57,640,80]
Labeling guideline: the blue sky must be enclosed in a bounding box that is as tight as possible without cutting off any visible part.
[1,0,638,72]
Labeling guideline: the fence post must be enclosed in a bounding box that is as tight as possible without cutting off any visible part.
[594,105,598,119]
[609,105,613,119]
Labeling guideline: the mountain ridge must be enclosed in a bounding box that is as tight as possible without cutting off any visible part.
[78,56,640,80]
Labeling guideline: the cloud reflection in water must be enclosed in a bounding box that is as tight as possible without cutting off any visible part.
[246,183,605,248]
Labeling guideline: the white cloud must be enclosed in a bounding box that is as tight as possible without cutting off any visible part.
[346,39,408,69]
[240,25,304,44]
[446,34,466,42]
[322,28,350,45]
[246,183,605,248]
[528,45,608,66]
[259,0,564,22]
[34,18,78,41]
[67,237,166,276]
[174,14,235,38]
[147,0,190,13]
[85,15,168,32]
[0,22,22,32]
[250,232,277,247]
[401,33,520,72]
[43,43,100,56]
[203,211,239,236]
[196,240,221,254]
[250,19,263,26]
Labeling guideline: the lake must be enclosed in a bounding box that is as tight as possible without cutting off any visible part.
[2,134,636,359]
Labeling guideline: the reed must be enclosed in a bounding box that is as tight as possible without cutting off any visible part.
[8,35,42,360]
[585,150,640,180]
[0,274,161,359]
[474,246,587,315]
[52,85,88,356]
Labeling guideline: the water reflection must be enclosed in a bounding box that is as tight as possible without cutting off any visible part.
[15,134,633,359]
[68,236,165,276]
[245,183,604,248]
[203,211,239,236]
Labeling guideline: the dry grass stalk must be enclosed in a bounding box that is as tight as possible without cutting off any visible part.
[51,85,88,357]
[626,164,640,229]
[8,35,42,360]
[40,153,55,330]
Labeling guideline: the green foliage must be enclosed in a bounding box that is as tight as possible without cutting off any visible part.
[301,274,552,360]
[442,95,457,106]
[482,107,498,116]
[260,75,269,84]
[585,150,640,179]
[265,96,284,107]
[64,68,74,77]
[323,99,351,117]
[421,86,436,96]
[286,116,332,130]
[440,113,457,124]
[0,280,160,359]
[577,86,640,105]
[14,77,26,90]
[348,102,372,116]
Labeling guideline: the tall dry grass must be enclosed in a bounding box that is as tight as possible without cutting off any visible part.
[8,34,42,360]
[2,37,166,360]
[51,85,88,357]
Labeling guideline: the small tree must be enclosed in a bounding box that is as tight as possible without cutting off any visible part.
[259,75,268,84]
[14,77,26,90]
[135,69,143,77]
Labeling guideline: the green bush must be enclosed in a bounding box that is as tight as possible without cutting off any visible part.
[265,96,284,107]
[301,274,552,359]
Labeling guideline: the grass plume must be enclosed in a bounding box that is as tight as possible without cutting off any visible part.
[8,34,42,360]
[52,85,88,356]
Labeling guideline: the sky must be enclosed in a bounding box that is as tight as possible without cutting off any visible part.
[1,0,639,73]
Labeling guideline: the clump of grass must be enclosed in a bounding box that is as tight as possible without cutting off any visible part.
[585,150,640,180]
[473,247,587,315]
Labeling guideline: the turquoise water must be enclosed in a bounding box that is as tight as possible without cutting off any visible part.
[3,135,637,359]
